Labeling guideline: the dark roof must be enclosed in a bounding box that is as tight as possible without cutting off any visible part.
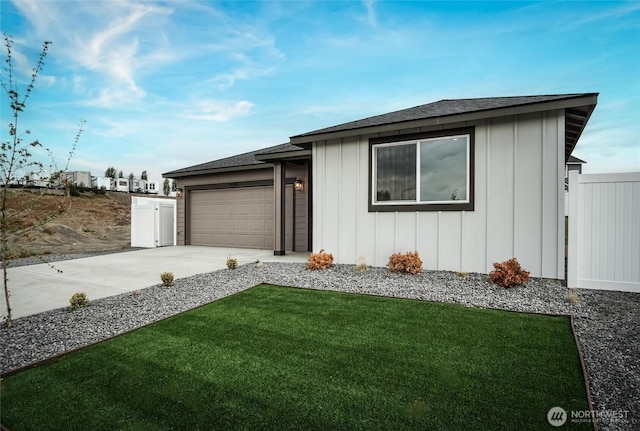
[163,142,304,177]
[567,155,587,164]
[165,93,597,178]
[292,94,597,138]
[291,93,597,162]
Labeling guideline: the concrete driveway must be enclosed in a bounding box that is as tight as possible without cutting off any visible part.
[1,246,308,320]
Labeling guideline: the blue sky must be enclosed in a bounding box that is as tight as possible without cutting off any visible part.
[1,0,639,184]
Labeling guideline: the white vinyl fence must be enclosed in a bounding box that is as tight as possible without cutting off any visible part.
[131,197,177,248]
[567,171,640,292]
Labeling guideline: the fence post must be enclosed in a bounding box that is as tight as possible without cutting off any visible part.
[567,171,579,288]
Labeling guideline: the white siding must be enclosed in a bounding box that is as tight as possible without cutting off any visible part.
[313,111,565,278]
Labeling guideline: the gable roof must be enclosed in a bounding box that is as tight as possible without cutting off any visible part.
[163,142,305,177]
[567,155,587,164]
[290,93,597,160]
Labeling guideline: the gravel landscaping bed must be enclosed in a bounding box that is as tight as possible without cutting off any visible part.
[1,261,638,430]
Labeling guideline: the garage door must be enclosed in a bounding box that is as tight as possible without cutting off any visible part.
[189,186,292,250]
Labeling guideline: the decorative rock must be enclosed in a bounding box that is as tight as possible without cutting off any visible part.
[0,261,637,431]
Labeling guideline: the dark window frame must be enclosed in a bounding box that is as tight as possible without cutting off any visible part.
[368,127,475,212]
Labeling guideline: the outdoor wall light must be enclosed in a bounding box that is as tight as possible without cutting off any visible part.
[294,179,304,191]
[176,188,183,197]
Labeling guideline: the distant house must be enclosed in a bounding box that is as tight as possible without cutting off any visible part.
[164,93,597,279]
[565,155,586,190]
[64,171,91,188]
[567,155,586,174]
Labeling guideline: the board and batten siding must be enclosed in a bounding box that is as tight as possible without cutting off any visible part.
[312,111,565,279]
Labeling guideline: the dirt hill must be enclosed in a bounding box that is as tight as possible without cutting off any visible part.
[4,189,132,257]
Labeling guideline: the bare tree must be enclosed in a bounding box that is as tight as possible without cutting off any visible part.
[1,35,83,327]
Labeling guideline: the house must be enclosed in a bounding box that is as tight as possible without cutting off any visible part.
[565,155,586,189]
[566,155,586,175]
[64,171,91,188]
[163,93,597,279]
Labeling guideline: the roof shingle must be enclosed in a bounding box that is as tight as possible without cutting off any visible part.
[163,142,303,176]
[291,93,597,138]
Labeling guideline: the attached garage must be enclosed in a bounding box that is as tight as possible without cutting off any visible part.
[164,142,311,254]
[188,185,293,250]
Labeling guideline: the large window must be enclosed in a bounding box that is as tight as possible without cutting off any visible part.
[370,128,474,211]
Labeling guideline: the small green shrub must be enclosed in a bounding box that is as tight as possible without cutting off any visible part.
[160,272,174,287]
[307,249,334,270]
[69,292,89,310]
[91,186,107,195]
[226,257,238,270]
[69,184,81,197]
[488,258,530,288]
[388,251,423,275]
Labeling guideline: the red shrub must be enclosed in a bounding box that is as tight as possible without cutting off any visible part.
[388,251,423,275]
[307,249,334,270]
[488,258,530,288]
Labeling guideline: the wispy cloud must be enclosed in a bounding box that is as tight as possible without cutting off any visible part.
[178,100,254,122]
[11,0,286,107]
[72,2,174,106]
[82,85,146,108]
[210,61,277,90]
[12,0,176,107]
[198,19,286,90]
[362,0,378,27]
[572,1,640,27]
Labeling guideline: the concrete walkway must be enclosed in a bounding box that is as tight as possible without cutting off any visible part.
[1,246,309,320]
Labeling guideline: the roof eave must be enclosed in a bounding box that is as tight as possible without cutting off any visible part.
[254,149,312,162]
[163,163,272,178]
[564,101,597,162]
[290,94,598,144]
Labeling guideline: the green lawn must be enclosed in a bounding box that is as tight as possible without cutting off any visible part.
[1,284,591,430]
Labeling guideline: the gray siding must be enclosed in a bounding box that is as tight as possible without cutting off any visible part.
[175,169,273,246]
[312,111,565,279]
[174,163,310,252]
[286,163,310,252]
